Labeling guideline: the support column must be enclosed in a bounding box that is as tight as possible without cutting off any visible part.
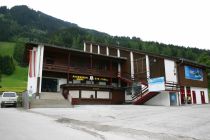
[146,55,150,80]
[38,45,44,94]
[110,60,113,86]
[117,49,121,87]
[90,43,93,53]
[84,42,86,52]
[98,45,100,54]
[106,46,109,56]
[90,55,93,69]
[67,53,71,84]
[184,86,187,104]
[130,51,134,80]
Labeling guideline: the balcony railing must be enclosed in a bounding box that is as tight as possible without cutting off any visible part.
[43,63,117,78]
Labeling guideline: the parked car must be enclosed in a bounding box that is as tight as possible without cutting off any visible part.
[1,92,18,108]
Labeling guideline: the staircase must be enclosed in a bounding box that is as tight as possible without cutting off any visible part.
[131,81,180,105]
[30,92,72,108]
[131,84,160,105]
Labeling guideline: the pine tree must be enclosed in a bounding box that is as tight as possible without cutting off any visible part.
[1,56,15,75]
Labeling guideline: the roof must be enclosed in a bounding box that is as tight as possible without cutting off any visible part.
[25,42,127,61]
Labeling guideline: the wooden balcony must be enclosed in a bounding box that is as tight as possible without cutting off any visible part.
[43,64,117,78]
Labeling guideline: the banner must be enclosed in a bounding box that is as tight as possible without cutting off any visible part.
[184,66,203,81]
[148,77,165,92]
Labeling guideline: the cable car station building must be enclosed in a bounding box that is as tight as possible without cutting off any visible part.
[25,41,209,106]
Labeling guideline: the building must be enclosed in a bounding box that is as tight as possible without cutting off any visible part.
[25,41,209,106]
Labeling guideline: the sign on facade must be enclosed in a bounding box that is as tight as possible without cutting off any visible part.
[184,66,203,81]
[148,77,165,92]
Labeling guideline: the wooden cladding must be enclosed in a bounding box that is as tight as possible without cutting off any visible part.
[177,64,208,88]
[133,52,147,81]
[149,56,165,78]
[109,47,117,56]
[43,64,118,78]
[100,46,106,55]
[92,45,98,53]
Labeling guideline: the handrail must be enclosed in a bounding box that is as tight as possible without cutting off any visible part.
[165,81,180,91]
[132,85,149,100]
[131,80,180,101]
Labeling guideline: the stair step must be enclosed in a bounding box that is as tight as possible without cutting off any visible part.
[40,92,64,100]
[133,92,159,105]
[30,99,71,108]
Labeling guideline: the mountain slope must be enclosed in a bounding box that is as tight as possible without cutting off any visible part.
[0,5,77,42]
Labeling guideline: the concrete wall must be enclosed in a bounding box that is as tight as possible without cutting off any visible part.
[190,87,209,104]
[57,78,67,92]
[27,45,44,95]
[145,91,170,106]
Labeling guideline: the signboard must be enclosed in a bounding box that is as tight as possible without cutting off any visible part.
[184,66,203,81]
[72,75,108,82]
[148,77,165,92]
[72,75,89,81]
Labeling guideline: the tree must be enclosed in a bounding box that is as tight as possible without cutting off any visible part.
[13,42,25,66]
[0,55,2,88]
[1,56,15,75]
[0,70,2,88]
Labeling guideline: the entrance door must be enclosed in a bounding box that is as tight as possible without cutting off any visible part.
[170,92,177,106]
[192,91,197,104]
[200,91,205,104]
[180,86,185,104]
[186,87,191,104]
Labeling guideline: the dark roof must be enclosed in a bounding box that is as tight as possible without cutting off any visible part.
[85,41,210,69]
[25,42,127,61]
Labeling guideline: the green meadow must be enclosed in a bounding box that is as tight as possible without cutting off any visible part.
[0,42,28,92]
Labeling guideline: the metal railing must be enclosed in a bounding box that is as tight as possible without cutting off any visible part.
[131,81,180,101]
[131,84,149,101]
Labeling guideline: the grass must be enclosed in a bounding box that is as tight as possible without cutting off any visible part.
[0,42,28,93]
[0,66,28,92]
[0,42,16,57]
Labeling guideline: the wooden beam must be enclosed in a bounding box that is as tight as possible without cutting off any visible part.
[67,52,71,84]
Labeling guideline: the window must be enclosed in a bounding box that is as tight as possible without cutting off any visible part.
[3,93,16,97]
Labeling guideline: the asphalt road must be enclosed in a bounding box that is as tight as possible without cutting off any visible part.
[1,105,210,140]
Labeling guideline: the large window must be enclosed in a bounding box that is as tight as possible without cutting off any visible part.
[41,78,58,92]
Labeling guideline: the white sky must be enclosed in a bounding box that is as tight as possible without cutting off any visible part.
[1,0,210,50]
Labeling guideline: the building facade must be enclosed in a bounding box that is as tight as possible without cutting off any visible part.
[25,42,209,106]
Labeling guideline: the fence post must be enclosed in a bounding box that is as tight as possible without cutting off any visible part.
[22,91,30,109]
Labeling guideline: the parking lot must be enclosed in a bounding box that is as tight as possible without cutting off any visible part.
[1,105,210,140]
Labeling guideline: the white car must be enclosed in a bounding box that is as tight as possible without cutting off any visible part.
[1,92,18,108]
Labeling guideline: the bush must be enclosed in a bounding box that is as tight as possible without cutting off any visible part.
[13,42,25,66]
[0,55,15,75]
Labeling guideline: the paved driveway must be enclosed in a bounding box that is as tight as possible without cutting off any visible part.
[1,105,210,140]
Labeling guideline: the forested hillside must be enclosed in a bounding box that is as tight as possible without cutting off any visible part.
[0,5,210,92]
[0,5,209,63]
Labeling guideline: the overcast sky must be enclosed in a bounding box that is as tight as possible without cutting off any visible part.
[1,0,210,50]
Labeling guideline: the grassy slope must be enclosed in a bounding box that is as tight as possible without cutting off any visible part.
[0,42,15,56]
[0,42,28,92]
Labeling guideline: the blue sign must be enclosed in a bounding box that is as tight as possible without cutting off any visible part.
[148,77,164,84]
[148,77,165,92]
[184,66,203,81]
